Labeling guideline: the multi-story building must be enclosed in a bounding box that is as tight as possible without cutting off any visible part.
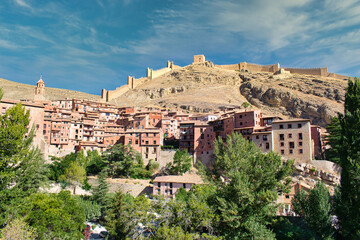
[272,119,312,162]
[124,128,163,164]
[152,174,203,199]
[162,117,178,140]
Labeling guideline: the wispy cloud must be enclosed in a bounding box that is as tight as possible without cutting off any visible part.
[14,0,32,9]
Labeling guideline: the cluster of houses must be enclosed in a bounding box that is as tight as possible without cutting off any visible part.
[0,77,328,216]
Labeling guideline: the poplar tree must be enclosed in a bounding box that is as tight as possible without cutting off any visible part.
[334,78,360,238]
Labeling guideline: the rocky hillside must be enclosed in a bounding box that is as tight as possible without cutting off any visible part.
[0,77,100,101]
[110,62,347,126]
[1,61,348,127]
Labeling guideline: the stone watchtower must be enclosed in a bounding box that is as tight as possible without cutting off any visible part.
[35,74,45,100]
[193,55,205,63]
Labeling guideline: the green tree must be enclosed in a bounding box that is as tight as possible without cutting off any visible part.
[102,144,138,178]
[325,116,341,163]
[212,133,293,239]
[86,150,105,175]
[168,150,192,175]
[292,181,333,239]
[333,78,360,238]
[92,170,110,218]
[14,148,49,193]
[1,218,37,240]
[24,191,85,239]
[0,103,31,189]
[59,161,86,194]
[241,101,251,109]
[106,192,155,239]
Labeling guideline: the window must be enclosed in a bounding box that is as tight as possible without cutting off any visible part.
[298,133,303,140]
[288,133,292,138]
[183,183,186,188]
[146,133,149,137]
[289,149,293,154]
[170,183,173,188]
[135,140,138,144]
[240,122,243,126]
[285,195,290,199]
[145,140,149,144]
[200,128,203,133]
[298,123,302,128]
[299,149,303,154]
[288,124,292,129]
[169,190,173,195]
[158,182,160,187]
[299,141,303,146]
[280,142,284,147]
[289,142,295,148]
[256,135,259,139]
[240,115,242,118]
[263,135,268,141]
[281,150,284,155]
[266,143,270,149]
[153,140,156,144]
[201,134,204,139]
[280,124,284,129]
[280,134,284,141]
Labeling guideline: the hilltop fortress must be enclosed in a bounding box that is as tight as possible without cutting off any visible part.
[101,55,351,102]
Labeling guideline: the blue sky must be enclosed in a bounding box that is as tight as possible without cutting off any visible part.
[1,0,360,95]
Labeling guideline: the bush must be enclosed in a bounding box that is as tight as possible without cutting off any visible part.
[130,167,152,179]
[146,159,160,172]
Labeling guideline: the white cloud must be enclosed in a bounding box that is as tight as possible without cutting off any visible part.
[0,39,20,49]
[14,0,32,9]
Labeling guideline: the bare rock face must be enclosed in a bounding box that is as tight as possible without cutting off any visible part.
[109,64,347,127]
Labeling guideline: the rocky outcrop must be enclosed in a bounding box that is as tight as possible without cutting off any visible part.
[239,77,344,126]
[107,63,347,127]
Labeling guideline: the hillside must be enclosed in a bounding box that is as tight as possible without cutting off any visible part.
[1,61,348,127]
[0,77,100,101]
[109,62,347,126]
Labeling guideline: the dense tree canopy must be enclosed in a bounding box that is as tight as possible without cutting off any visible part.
[212,133,293,239]
[292,181,333,239]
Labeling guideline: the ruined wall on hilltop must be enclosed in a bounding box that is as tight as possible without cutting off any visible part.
[327,73,353,81]
[101,60,174,102]
[215,62,280,73]
[214,64,240,71]
[283,67,328,77]
[244,62,280,73]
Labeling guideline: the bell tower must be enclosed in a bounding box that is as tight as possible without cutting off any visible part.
[35,74,45,100]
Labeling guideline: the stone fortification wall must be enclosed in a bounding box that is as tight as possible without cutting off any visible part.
[215,62,280,73]
[148,67,172,80]
[102,60,174,102]
[102,85,129,102]
[328,73,353,81]
[283,67,328,77]
[214,64,240,71]
[147,61,173,80]
[244,62,280,73]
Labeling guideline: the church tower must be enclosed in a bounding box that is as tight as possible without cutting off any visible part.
[35,74,45,100]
